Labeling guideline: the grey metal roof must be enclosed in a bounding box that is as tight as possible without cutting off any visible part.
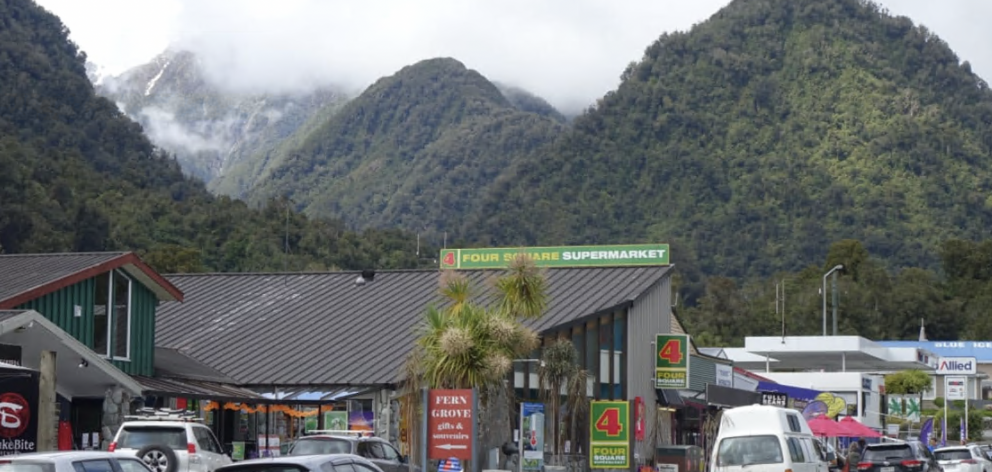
[156,266,671,387]
[154,347,238,383]
[0,252,128,305]
[0,310,27,322]
[133,376,266,401]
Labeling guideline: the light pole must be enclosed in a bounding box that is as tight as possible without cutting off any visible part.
[822,264,843,336]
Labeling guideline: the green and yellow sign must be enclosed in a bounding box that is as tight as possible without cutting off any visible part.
[656,333,690,389]
[439,244,669,269]
[590,401,629,469]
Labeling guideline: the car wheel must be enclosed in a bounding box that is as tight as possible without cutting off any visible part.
[137,444,179,472]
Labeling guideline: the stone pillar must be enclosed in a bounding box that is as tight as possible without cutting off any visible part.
[101,386,132,449]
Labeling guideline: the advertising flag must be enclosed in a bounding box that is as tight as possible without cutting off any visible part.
[918,418,933,445]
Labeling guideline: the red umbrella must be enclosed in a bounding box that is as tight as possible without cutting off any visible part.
[840,416,883,438]
[808,416,851,437]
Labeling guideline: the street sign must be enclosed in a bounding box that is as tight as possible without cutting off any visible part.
[655,334,690,389]
[590,401,629,469]
[946,376,967,401]
[427,389,474,460]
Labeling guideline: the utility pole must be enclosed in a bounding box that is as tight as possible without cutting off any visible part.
[832,271,839,336]
[38,350,57,451]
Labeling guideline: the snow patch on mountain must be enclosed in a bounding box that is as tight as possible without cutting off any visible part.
[145,60,170,96]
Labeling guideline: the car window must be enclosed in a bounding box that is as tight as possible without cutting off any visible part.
[289,438,352,455]
[351,464,381,472]
[0,463,55,472]
[379,443,400,461]
[118,426,188,450]
[357,442,382,459]
[193,427,222,453]
[865,446,913,461]
[71,460,115,472]
[803,439,822,463]
[787,438,806,463]
[936,450,973,461]
[117,458,153,472]
[213,465,309,472]
[717,435,784,466]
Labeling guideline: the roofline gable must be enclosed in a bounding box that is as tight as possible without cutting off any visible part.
[0,252,183,308]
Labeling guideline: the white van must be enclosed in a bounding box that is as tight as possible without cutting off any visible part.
[710,404,829,472]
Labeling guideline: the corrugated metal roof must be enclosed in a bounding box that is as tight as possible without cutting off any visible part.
[0,252,127,304]
[157,266,670,387]
[133,376,266,401]
[0,310,27,322]
[154,347,239,384]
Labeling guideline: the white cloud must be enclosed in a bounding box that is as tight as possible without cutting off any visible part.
[33,0,992,114]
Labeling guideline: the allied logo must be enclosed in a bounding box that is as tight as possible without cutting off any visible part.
[0,393,29,438]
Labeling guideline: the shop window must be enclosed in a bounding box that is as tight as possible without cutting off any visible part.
[113,271,132,359]
[613,315,624,352]
[861,392,870,417]
[584,324,598,375]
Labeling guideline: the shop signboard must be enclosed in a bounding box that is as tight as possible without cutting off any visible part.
[937,357,977,375]
[427,389,474,460]
[519,403,545,471]
[0,370,38,455]
[655,334,690,389]
[590,400,629,469]
[439,244,669,269]
[946,376,967,401]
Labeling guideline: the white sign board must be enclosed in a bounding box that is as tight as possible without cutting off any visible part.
[937,357,977,375]
[715,364,734,387]
[946,376,968,400]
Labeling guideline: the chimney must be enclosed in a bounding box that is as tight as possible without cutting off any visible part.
[355,269,375,286]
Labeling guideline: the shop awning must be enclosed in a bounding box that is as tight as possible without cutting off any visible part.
[0,310,143,399]
[656,389,685,408]
[133,375,266,402]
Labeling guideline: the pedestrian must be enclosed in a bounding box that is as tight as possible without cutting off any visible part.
[846,443,862,472]
[928,437,938,452]
[857,439,866,454]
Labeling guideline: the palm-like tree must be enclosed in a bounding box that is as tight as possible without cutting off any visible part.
[538,339,589,467]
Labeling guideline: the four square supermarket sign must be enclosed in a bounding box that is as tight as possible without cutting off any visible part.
[439,244,669,269]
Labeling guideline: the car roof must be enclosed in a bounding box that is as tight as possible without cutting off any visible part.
[6,451,125,461]
[120,421,200,428]
[218,454,358,468]
[935,446,971,451]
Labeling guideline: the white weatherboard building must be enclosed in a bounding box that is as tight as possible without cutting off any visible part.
[716,336,939,430]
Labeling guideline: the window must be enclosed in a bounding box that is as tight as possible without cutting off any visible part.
[351,464,380,472]
[811,439,827,462]
[786,414,802,432]
[117,458,152,472]
[379,442,400,461]
[0,463,55,472]
[113,271,131,359]
[861,392,870,417]
[716,436,783,466]
[787,438,806,462]
[357,442,379,459]
[72,461,114,472]
[290,438,352,455]
[863,445,913,461]
[117,426,187,450]
[193,427,222,453]
[935,450,972,461]
[92,270,132,359]
[213,466,308,472]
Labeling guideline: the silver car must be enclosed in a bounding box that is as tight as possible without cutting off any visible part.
[0,451,153,472]
[215,454,384,472]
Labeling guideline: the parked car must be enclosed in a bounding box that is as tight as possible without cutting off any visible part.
[0,451,153,472]
[711,404,829,472]
[109,408,233,472]
[965,445,992,462]
[860,441,941,472]
[286,432,418,472]
[215,455,384,472]
[935,445,992,472]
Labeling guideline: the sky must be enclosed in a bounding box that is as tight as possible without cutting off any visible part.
[33,0,992,114]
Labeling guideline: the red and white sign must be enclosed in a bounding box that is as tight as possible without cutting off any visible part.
[427,389,473,460]
[0,393,29,439]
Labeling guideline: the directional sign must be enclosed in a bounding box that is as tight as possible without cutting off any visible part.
[428,389,474,460]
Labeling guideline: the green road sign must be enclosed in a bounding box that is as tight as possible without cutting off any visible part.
[590,401,629,469]
[656,333,690,389]
[439,244,670,269]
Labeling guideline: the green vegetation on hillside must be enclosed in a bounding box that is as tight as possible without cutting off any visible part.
[249,58,566,232]
[681,238,992,345]
[0,0,431,273]
[466,0,992,281]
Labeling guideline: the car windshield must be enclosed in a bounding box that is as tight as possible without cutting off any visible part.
[717,436,784,466]
[935,450,972,461]
[0,463,55,472]
[218,466,310,472]
[117,426,188,450]
[864,446,913,462]
[289,438,352,455]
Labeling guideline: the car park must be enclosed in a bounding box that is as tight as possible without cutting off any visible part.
[109,408,233,472]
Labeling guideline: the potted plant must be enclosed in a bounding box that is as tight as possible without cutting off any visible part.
[538,339,590,472]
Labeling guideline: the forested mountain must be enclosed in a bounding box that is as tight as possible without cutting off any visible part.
[0,0,432,273]
[466,0,992,280]
[94,49,350,190]
[247,58,566,232]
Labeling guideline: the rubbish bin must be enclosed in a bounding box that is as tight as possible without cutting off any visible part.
[656,445,704,472]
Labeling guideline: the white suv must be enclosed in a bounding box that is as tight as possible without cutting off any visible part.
[110,408,233,472]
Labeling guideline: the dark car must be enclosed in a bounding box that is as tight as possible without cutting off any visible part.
[215,454,383,472]
[286,435,420,472]
[860,441,942,472]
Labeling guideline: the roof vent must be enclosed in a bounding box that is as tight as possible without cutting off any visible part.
[354,269,375,286]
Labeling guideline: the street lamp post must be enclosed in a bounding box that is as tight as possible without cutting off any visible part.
[822,264,843,336]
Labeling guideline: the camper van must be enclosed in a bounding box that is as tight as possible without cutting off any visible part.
[710,404,829,472]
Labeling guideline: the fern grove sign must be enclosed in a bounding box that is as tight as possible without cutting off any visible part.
[439,244,670,269]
